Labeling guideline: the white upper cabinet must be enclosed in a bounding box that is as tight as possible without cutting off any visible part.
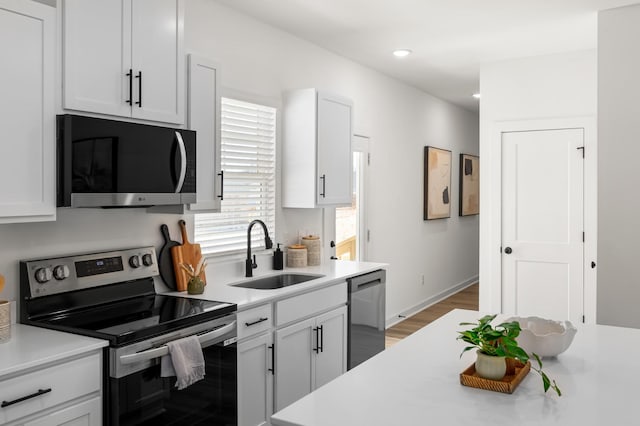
[186,54,222,212]
[283,89,353,208]
[62,0,185,124]
[0,0,56,223]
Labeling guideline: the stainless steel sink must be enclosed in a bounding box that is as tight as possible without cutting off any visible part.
[231,273,325,290]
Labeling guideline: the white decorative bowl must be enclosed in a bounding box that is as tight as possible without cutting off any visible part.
[506,316,577,358]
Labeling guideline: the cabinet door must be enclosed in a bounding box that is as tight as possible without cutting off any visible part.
[131,0,184,124]
[316,92,353,206]
[187,54,222,212]
[23,396,101,426]
[237,333,274,426]
[315,306,348,388]
[62,0,132,118]
[274,318,314,412]
[0,0,55,223]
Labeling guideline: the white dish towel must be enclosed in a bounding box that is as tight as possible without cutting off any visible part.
[160,335,206,390]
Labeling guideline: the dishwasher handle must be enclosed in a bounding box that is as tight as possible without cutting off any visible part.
[348,270,386,293]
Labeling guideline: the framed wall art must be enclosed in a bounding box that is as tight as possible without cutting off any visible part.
[423,146,452,220]
[459,153,479,216]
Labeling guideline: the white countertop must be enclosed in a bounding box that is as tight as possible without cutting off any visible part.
[0,324,108,379]
[163,260,387,310]
[271,308,639,426]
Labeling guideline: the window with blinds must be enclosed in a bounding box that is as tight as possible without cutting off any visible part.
[195,97,276,256]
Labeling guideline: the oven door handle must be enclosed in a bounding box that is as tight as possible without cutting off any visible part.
[119,321,236,365]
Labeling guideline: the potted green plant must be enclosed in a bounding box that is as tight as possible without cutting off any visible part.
[457,314,561,396]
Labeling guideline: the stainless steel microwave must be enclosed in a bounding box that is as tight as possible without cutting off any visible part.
[57,114,196,208]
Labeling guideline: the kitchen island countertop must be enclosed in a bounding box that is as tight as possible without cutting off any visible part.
[272,308,638,426]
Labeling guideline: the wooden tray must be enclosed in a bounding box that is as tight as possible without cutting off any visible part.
[460,359,531,394]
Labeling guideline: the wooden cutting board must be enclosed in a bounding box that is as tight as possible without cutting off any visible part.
[171,220,206,292]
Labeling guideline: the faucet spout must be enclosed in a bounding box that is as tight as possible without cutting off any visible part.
[246,219,273,277]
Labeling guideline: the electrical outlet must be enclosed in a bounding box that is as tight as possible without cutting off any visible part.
[421,275,425,285]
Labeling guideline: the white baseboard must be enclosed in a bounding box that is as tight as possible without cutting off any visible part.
[385,276,479,328]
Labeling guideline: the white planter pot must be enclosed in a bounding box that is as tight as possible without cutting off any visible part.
[475,350,506,380]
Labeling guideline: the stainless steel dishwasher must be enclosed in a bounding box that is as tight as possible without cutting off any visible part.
[347,269,386,369]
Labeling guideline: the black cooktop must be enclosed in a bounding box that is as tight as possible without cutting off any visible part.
[31,294,236,347]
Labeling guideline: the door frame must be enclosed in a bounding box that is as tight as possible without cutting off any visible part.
[322,134,370,261]
[488,117,597,323]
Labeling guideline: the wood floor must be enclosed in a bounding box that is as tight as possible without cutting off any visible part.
[385,283,478,347]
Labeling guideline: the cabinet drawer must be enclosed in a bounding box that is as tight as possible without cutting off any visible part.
[276,283,347,326]
[0,353,101,424]
[237,304,273,340]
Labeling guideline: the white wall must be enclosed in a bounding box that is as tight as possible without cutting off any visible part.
[597,5,640,328]
[479,50,597,315]
[185,1,479,322]
[0,0,479,325]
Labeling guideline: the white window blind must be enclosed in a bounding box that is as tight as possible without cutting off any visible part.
[195,98,276,256]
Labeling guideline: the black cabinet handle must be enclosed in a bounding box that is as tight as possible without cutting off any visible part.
[268,344,275,375]
[245,317,268,327]
[313,327,320,353]
[1,388,52,408]
[135,71,142,107]
[319,325,324,353]
[126,69,133,105]
[319,174,326,198]
[504,247,512,254]
[217,170,224,200]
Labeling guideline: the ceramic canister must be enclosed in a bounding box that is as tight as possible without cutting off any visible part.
[287,244,308,268]
[301,235,321,266]
[0,300,10,342]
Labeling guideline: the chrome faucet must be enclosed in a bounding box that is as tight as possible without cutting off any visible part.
[246,219,273,277]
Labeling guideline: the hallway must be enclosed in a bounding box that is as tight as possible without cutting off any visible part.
[385,283,479,347]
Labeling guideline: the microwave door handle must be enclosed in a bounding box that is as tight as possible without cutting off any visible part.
[174,131,187,193]
[119,321,236,365]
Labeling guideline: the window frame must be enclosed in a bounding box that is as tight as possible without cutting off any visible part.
[195,91,280,260]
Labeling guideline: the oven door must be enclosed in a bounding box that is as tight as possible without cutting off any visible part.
[108,318,237,426]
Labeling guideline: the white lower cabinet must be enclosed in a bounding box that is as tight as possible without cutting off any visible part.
[0,352,102,426]
[237,332,274,426]
[274,306,347,412]
[237,283,348,425]
[22,397,101,426]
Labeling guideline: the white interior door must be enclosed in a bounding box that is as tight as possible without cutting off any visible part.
[502,128,584,322]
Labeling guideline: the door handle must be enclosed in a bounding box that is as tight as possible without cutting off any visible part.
[319,174,326,198]
[313,327,320,353]
[174,132,187,193]
[126,69,133,105]
[217,170,224,200]
[1,388,52,408]
[268,344,275,375]
[245,317,268,327]
[504,247,513,254]
[135,71,142,107]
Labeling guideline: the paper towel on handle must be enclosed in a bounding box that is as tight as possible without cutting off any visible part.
[161,335,205,390]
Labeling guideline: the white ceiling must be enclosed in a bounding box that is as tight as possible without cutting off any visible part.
[215,0,639,112]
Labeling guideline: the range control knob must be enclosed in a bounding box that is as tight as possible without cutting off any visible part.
[53,265,70,281]
[35,267,53,284]
[129,255,141,268]
[142,253,154,266]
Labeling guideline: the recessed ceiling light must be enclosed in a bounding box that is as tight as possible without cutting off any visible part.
[393,49,412,58]
[472,93,481,99]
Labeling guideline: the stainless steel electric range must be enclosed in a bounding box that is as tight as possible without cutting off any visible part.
[20,247,238,426]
